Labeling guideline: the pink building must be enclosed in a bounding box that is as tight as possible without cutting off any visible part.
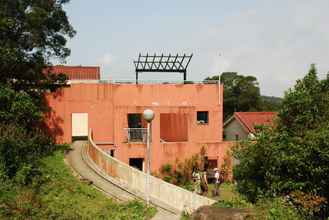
[45,66,232,173]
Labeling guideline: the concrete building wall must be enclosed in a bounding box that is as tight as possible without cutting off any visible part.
[45,82,231,172]
[224,119,249,141]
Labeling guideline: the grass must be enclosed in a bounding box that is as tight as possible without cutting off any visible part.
[181,183,302,220]
[1,150,157,220]
[39,150,157,219]
[207,183,253,209]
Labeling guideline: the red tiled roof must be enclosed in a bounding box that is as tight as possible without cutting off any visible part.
[46,65,100,80]
[234,112,277,133]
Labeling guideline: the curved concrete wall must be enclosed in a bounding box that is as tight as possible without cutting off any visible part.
[86,130,215,213]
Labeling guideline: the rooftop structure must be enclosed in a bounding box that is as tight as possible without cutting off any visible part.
[134,53,193,83]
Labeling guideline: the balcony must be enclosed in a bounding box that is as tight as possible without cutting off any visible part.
[124,128,147,143]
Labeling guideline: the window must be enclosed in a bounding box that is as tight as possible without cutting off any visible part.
[129,158,144,171]
[235,134,240,141]
[128,113,142,128]
[127,113,146,142]
[110,149,115,157]
[197,111,208,124]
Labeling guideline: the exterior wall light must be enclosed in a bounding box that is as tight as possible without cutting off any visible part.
[143,109,154,122]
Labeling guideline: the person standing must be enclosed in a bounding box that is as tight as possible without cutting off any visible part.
[200,170,208,196]
[214,168,220,197]
[192,169,201,194]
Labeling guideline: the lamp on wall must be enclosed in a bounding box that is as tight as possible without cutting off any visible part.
[143,109,154,206]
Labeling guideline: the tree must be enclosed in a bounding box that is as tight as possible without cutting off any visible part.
[0,85,54,179]
[206,72,262,119]
[233,64,329,218]
[0,0,75,184]
[0,0,75,102]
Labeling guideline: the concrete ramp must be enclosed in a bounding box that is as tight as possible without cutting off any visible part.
[66,141,180,220]
[66,134,216,218]
[66,141,136,202]
[85,130,216,214]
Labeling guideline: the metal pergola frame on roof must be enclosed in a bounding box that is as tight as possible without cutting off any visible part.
[133,53,193,83]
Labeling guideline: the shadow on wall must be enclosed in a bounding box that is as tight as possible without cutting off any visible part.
[160,113,188,142]
[42,89,64,142]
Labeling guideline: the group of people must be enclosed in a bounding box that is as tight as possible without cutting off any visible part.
[192,167,222,197]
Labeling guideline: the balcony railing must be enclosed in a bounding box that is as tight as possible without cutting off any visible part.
[124,128,147,143]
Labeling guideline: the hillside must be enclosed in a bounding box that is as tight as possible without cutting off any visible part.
[0,150,156,219]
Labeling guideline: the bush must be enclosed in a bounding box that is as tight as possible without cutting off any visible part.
[158,146,207,188]
[0,124,55,180]
[287,191,327,218]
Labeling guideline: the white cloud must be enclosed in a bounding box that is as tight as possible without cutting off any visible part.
[201,0,329,96]
[65,0,329,96]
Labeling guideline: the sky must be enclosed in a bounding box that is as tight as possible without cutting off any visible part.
[62,0,329,97]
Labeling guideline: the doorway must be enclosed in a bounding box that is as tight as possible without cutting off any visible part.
[129,158,144,171]
[72,113,88,141]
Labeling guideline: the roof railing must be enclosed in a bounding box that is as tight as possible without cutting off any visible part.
[69,79,219,85]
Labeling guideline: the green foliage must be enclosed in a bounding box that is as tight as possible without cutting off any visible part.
[252,198,301,220]
[279,64,329,136]
[161,163,172,174]
[260,96,282,111]
[0,0,75,101]
[0,85,55,179]
[0,84,41,128]
[233,64,329,218]
[159,146,206,188]
[214,197,252,209]
[206,72,261,119]
[212,183,253,209]
[287,191,327,218]
[0,150,157,219]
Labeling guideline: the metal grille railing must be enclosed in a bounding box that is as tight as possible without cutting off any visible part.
[124,128,147,142]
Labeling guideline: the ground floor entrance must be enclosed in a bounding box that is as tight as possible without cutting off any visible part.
[129,158,144,171]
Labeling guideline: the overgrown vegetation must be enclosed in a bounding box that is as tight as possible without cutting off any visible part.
[233,64,329,219]
[0,150,156,219]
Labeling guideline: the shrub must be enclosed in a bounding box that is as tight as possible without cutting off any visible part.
[161,164,172,174]
[287,191,327,218]
[158,146,207,188]
[0,124,55,180]
[0,85,56,181]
